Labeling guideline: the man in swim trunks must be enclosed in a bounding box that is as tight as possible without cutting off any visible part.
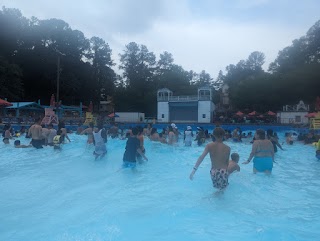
[28,117,43,149]
[190,127,230,190]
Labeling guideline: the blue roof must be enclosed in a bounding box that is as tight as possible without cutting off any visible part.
[6,102,44,109]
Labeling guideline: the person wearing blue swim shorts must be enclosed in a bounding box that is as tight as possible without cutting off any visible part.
[243,129,274,174]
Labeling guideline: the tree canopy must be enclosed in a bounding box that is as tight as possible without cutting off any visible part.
[0,6,319,116]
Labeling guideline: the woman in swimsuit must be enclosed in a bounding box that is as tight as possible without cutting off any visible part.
[243,129,274,174]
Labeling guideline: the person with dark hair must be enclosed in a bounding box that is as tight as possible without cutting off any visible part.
[2,124,13,139]
[28,117,43,149]
[41,124,50,146]
[195,127,206,146]
[53,129,63,150]
[47,123,57,146]
[76,123,84,135]
[167,125,177,145]
[81,122,94,144]
[267,129,283,152]
[58,121,71,142]
[123,127,148,168]
[136,126,146,160]
[93,121,107,160]
[3,137,9,144]
[14,140,32,148]
[190,127,230,190]
[243,129,274,174]
[228,153,240,175]
[109,123,119,139]
[159,132,167,144]
[232,127,241,142]
[149,127,159,141]
[125,126,133,138]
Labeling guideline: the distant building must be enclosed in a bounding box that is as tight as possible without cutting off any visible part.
[277,100,309,124]
[157,87,215,123]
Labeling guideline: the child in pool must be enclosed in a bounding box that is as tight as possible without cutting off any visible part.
[227,153,240,175]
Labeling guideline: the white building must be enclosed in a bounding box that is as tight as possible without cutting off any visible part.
[277,100,309,124]
[157,87,215,123]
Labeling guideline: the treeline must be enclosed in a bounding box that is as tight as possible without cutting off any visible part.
[0,7,319,116]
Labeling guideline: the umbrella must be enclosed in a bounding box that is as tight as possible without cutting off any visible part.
[248,111,258,116]
[0,98,12,107]
[108,113,119,118]
[305,112,317,118]
[50,94,55,107]
[266,111,276,116]
[235,111,244,116]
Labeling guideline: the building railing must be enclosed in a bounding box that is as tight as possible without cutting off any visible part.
[157,95,211,102]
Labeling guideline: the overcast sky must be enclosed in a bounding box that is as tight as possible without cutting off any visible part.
[1,0,319,78]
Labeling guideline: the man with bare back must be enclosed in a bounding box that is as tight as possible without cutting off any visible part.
[28,117,43,149]
[190,127,230,190]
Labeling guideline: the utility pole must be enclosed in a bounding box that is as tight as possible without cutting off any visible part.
[56,54,60,103]
[54,48,65,104]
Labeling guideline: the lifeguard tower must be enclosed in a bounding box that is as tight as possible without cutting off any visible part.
[41,108,59,125]
[157,87,215,123]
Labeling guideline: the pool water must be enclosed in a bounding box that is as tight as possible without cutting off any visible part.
[1,132,320,241]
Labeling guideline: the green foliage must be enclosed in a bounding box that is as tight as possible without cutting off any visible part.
[218,19,320,112]
[1,6,319,116]
[0,56,24,100]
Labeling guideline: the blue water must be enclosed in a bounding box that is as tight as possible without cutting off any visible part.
[1,132,320,241]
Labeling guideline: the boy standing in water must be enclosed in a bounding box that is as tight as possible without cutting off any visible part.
[190,127,230,190]
[123,127,148,168]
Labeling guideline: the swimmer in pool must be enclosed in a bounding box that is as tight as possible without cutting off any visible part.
[14,140,32,148]
[316,150,320,160]
[123,127,148,168]
[243,129,274,174]
[81,122,94,144]
[3,137,10,144]
[227,153,240,175]
[190,127,230,190]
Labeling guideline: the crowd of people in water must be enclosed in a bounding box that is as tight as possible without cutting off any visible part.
[2,120,320,191]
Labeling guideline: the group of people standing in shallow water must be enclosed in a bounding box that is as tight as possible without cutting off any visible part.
[2,120,320,191]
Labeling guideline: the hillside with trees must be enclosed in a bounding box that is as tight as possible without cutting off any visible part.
[0,6,319,116]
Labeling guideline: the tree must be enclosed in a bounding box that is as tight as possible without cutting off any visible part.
[0,56,24,100]
[89,36,116,105]
[191,70,213,87]
[246,51,265,71]
[118,42,156,115]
